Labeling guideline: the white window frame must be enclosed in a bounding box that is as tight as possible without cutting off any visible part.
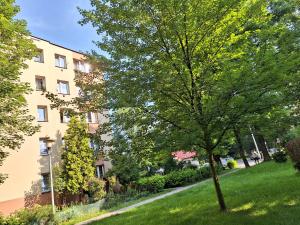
[55,54,67,68]
[86,112,99,123]
[39,138,48,156]
[57,80,70,95]
[37,106,48,122]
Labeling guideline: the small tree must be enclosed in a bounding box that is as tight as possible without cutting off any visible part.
[58,116,95,198]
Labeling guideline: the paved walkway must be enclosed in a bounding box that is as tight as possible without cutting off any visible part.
[76,170,239,225]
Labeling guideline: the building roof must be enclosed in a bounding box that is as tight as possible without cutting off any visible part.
[172,150,197,161]
[30,35,86,56]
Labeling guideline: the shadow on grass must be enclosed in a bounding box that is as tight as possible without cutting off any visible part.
[92,162,300,225]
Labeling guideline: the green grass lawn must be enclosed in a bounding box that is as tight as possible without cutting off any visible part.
[92,162,300,225]
[60,189,175,225]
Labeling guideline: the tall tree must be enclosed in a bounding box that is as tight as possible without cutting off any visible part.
[233,126,250,168]
[57,116,95,196]
[80,0,291,211]
[0,0,39,184]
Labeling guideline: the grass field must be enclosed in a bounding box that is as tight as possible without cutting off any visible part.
[92,162,300,225]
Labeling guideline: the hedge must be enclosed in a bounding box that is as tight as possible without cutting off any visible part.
[137,175,165,193]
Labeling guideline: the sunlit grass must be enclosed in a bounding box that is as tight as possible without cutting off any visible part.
[92,162,300,225]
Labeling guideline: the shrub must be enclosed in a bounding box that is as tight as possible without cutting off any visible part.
[1,205,55,225]
[197,165,211,179]
[55,200,105,224]
[227,160,238,169]
[286,138,300,171]
[137,175,165,193]
[87,177,106,202]
[102,189,149,209]
[272,151,288,163]
[165,169,200,188]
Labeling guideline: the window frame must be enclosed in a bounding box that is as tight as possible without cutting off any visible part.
[39,138,49,156]
[57,80,70,95]
[60,108,71,123]
[37,105,48,122]
[73,59,90,73]
[35,75,46,91]
[86,112,99,124]
[41,173,50,193]
[55,54,67,69]
[33,49,44,63]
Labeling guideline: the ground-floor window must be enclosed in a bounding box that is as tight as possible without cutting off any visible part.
[41,173,50,193]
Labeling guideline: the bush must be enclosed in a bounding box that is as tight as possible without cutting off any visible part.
[197,165,211,179]
[272,151,288,163]
[1,205,55,225]
[227,160,238,169]
[164,169,202,188]
[286,138,300,171]
[137,175,165,193]
[55,200,105,224]
[87,177,106,202]
[102,189,149,209]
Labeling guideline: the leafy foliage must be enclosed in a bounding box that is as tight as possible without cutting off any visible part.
[87,177,106,202]
[56,116,95,195]
[164,169,199,188]
[102,189,150,209]
[272,151,288,163]
[0,0,39,184]
[106,151,140,186]
[286,138,300,171]
[79,0,299,210]
[0,205,55,225]
[227,160,238,169]
[137,175,165,193]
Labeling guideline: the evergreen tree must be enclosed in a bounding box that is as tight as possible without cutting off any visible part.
[0,0,39,184]
[59,116,95,196]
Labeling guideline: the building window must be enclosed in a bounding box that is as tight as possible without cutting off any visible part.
[55,54,67,68]
[37,106,48,122]
[33,49,44,63]
[35,76,46,91]
[41,173,50,193]
[60,109,71,123]
[86,112,99,123]
[73,59,90,73]
[39,138,48,156]
[57,80,70,95]
[96,165,105,178]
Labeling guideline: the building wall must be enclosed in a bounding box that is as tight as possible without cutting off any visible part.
[0,37,110,215]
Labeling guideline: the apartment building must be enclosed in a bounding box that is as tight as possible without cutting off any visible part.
[0,36,111,215]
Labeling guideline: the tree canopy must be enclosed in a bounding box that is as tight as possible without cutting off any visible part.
[0,0,39,184]
[79,0,299,211]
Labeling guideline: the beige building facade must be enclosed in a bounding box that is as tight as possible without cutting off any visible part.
[0,36,111,215]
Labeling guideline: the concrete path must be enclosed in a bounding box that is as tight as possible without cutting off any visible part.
[76,170,239,225]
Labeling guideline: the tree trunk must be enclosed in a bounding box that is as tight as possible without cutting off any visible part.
[208,152,227,211]
[233,127,250,168]
[254,127,271,161]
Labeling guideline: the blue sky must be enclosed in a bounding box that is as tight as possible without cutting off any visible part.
[15,0,100,53]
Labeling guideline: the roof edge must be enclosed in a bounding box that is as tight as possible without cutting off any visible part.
[30,35,87,56]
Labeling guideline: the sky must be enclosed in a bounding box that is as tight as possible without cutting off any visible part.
[15,0,100,53]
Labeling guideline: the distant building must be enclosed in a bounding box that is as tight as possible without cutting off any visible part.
[0,36,111,215]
